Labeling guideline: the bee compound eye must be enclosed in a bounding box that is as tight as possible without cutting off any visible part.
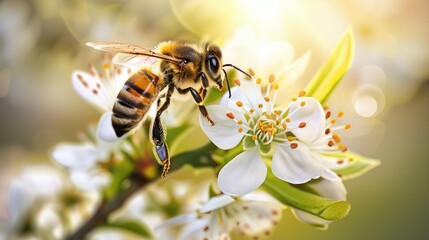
[208,57,219,73]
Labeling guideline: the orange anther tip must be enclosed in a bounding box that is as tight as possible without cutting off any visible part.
[298,90,306,97]
[234,79,241,86]
[226,112,235,119]
[249,68,255,76]
[269,74,275,83]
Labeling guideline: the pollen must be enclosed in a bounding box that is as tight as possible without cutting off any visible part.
[325,111,331,119]
[237,120,243,125]
[345,124,351,130]
[298,90,306,97]
[282,123,287,129]
[249,108,255,114]
[226,112,235,119]
[330,119,336,124]
[249,68,255,76]
[103,63,110,69]
[299,122,307,128]
[258,103,263,109]
[234,79,241,86]
[256,77,262,84]
[236,101,243,107]
[338,111,344,118]
[269,74,275,83]
[285,118,291,123]
[328,140,334,147]
[238,128,244,133]
[300,101,306,107]
[290,143,298,149]
[264,97,270,102]
[252,135,258,141]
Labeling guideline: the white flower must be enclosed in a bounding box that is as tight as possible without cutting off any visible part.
[156,192,283,240]
[51,127,118,191]
[292,178,347,229]
[200,76,341,196]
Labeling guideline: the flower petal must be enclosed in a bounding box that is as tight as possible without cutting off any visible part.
[218,149,267,196]
[200,194,235,213]
[72,71,110,112]
[69,171,110,191]
[51,142,105,170]
[97,112,122,142]
[287,97,325,143]
[199,105,245,149]
[220,80,262,112]
[272,143,325,184]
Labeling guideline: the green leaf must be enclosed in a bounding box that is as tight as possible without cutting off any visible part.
[262,173,350,221]
[103,156,135,200]
[326,151,380,180]
[100,220,153,239]
[305,26,355,104]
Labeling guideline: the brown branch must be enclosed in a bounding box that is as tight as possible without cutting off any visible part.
[65,173,148,240]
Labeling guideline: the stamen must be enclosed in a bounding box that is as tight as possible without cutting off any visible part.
[264,97,270,102]
[92,89,98,95]
[291,97,297,101]
[299,122,307,128]
[269,74,275,83]
[226,112,235,119]
[298,90,306,97]
[237,120,243,125]
[282,123,287,129]
[300,101,306,107]
[287,136,295,141]
[290,143,298,149]
[238,128,244,133]
[330,119,336,124]
[285,118,290,123]
[249,108,255,114]
[236,101,243,107]
[273,83,279,90]
[249,68,255,77]
[103,63,110,69]
[234,79,241,86]
[328,140,334,147]
[338,111,344,118]
[77,74,89,87]
[337,159,344,164]
[252,135,258,141]
[258,103,263,109]
[345,124,351,130]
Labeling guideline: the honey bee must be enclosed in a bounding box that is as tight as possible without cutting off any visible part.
[86,41,250,178]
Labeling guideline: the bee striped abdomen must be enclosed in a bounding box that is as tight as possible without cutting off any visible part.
[112,69,159,137]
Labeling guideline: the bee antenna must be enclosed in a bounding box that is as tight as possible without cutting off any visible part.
[222,68,232,98]
[222,64,252,79]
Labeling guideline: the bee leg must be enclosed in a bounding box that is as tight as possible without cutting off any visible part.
[151,85,174,178]
[198,87,208,99]
[189,87,215,126]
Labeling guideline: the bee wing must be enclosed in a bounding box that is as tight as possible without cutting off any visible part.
[112,53,159,68]
[86,42,181,64]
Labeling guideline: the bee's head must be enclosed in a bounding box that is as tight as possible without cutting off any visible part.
[204,43,251,98]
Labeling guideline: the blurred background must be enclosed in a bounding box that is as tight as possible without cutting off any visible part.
[1,0,429,239]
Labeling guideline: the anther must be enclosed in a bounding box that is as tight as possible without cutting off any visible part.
[300,101,306,107]
[287,136,295,141]
[92,89,98,95]
[234,79,241,86]
[103,63,110,69]
[256,77,262,84]
[332,134,341,143]
[338,111,344,118]
[252,135,258,141]
[290,143,298,149]
[249,68,255,76]
[337,159,344,164]
[226,112,235,119]
[258,103,263,108]
[345,124,351,130]
[330,119,336,124]
[291,97,297,101]
[298,90,306,97]
[236,101,243,107]
[299,122,307,128]
[273,83,279,90]
[237,120,243,125]
[238,128,244,133]
[285,118,290,123]
[269,74,275,83]
[325,128,331,134]
[282,123,287,129]
[264,97,270,102]
[328,140,334,147]
[325,111,331,119]
[249,108,255,114]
